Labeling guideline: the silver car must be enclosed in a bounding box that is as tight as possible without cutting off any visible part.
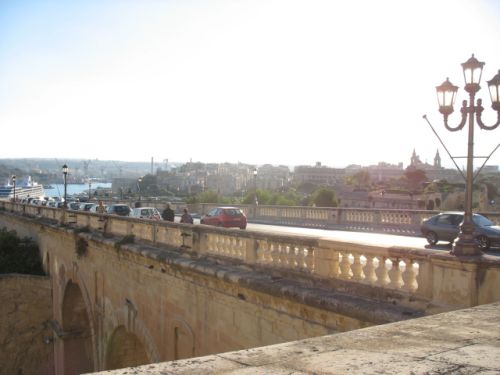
[420,212,500,250]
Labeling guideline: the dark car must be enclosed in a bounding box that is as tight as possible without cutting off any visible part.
[68,201,81,210]
[420,212,500,250]
[106,204,131,216]
[200,207,247,229]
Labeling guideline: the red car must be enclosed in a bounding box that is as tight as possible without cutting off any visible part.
[200,207,247,229]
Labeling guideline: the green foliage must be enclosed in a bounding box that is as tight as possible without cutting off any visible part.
[75,237,88,258]
[296,182,318,195]
[187,190,234,204]
[350,170,372,189]
[310,187,338,207]
[0,228,45,275]
[404,167,428,189]
[241,189,302,206]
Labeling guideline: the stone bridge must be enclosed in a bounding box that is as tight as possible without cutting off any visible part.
[1,201,499,375]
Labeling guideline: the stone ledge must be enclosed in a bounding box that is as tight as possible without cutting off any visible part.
[89,302,500,374]
[83,230,424,325]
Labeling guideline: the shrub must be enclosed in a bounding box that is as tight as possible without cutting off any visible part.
[0,227,45,275]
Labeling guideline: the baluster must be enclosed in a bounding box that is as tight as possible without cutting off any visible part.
[351,253,363,281]
[207,234,213,252]
[387,258,403,289]
[401,258,418,292]
[304,247,314,272]
[270,243,279,265]
[256,240,265,262]
[226,237,232,256]
[330,250,340,278]
[220,236,226,255]
[292,246,305,269]
[212,234,218,253]
[217,235,223,254]
[339,251,351,279]
[363,254,376,285]
[236,238,243,258]
[375,256,389,286]
[263,241,272,262]
[279,244,288,267]
[285,245,294,268]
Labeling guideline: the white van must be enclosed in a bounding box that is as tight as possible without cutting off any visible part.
[129,207,162,220]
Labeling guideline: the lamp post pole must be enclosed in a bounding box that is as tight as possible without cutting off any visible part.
[62,164,68,208]
[137,177,142,203]
[436,55,500,256]
[12,175,16,202]
[253,168,258,205]
[88,179,92,200]
[253,168,258,219]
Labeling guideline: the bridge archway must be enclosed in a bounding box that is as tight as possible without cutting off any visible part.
[62,281,94,375]
[106,325,149,370]
[170,318,195,360]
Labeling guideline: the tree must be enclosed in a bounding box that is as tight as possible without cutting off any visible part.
[404,167,427,189]
[310,187,338,207]
[0,228,44,275]
[350,170,371,189]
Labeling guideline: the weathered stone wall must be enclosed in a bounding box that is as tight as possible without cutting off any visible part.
[1,209,499,374]
[43,227,382,372]
[0,274,54,375]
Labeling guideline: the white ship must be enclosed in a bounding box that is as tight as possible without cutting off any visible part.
[0,176,44,200]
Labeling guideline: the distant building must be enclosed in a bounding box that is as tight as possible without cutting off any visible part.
[410,149,461,183]
[293,162,345,186]
[256,164,291,190]
[365,162,404,182]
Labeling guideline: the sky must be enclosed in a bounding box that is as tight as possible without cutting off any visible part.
[1,0,500,170]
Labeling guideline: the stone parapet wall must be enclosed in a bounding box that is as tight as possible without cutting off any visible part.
[92,301,500,375]
[1,205,500,313]
[0,274,54,375]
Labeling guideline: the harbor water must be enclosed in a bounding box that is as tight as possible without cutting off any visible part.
[44,183,112,198]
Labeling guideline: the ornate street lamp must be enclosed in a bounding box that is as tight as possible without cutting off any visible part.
[62,164,68,208]
[137,177,143,202]
[435,54,500,256]
[12,175,16,202]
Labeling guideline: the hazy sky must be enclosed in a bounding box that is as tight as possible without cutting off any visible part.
[1,0,499,169]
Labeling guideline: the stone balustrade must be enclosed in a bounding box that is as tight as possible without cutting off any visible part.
[2,200,500,313]
[198,203,500,235]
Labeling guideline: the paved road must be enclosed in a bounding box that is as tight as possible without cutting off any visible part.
[186,217,499,255]
[247,222,432,249]
[245,223,500,255]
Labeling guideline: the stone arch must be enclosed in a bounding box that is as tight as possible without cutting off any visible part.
[435,197,441,208]
[426,200,435,210]
[61,281,94,375]
[169,318,195,360]
[103,301,160,368]
[106,325,149,370]
[43,251,50,276]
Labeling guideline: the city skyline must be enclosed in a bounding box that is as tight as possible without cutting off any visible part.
[1,0,500,170]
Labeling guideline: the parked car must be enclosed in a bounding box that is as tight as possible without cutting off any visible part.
[79,202,96,211]
[89,204,107,213]
[200,207,247,229]
[420,212,500,250]
[68,202,81,210]
[129,207,162,220]
[55,201,65,208]
[106,204,131,216]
